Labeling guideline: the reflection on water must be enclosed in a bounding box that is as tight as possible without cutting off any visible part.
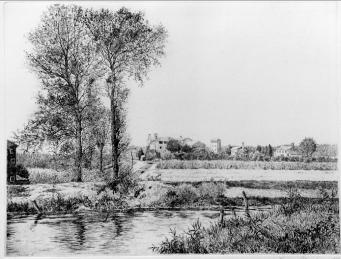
[7,208,268,256]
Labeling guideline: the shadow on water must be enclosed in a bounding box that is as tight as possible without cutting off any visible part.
[34,213,44,224]
[110,213,127,238]
[73,215,86,247]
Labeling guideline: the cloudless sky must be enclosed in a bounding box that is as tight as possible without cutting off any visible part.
[3,1,339,147]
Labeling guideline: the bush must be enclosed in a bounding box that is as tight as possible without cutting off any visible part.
[145,149,159,161]
[197,182,226,200]
[162,151,175,160]
[153,183,227,207]
[160,184,198,207]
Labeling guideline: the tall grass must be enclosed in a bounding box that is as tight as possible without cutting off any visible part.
[152,196,340,254]
[28,168,110,184]
[149,183,331,208]
[17,153,73,170]
[7,187,129,213]
[157,160,337,170]
[151,183,228,207]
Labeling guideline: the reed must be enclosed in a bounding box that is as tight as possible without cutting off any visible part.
[152,196,340,254]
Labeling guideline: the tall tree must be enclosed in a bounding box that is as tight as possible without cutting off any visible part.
[83,7,167,178]
[25,4,100,181]
[167,139,182,153]
[267,144,273,157]
[299,137,317,160]
[90,105,111,172]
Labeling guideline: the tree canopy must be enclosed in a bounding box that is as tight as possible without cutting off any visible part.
[299,137,317,160]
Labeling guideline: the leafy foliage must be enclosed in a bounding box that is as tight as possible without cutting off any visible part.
[167,139,182,153]
[83,7,167,178]
[299,138,317,160]
[19,4,104,181]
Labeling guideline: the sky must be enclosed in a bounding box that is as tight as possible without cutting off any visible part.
[2,1,339,147]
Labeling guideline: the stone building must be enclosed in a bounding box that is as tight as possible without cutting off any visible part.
[210,139,222,153]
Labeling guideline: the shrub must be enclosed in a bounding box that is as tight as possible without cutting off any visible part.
[197,182,226,200]
[162,151,175,160]
[145,149,159,161]
[155,184,199,207]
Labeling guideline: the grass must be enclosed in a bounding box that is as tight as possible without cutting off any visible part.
[7,187,129,214]
[157,169,337,183]
[157,160,337,170]
[28,168,110,184]
[152,196,340,253]
[169,180,338,190]
[17,152,114,171]
[149,183,338,208]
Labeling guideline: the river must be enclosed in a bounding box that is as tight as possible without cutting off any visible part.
[7,208,269,256]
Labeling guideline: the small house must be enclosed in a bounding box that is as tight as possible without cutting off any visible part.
[231,142,246,157]
[274,144,301,158]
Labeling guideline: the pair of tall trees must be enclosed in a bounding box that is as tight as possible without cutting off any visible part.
[20,4,167,181]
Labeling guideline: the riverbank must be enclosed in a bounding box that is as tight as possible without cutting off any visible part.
[7,180,338,214]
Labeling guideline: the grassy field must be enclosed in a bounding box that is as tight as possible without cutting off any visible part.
[157,160,337,170]
[154,169,338,182]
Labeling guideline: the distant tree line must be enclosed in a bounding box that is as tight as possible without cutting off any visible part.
[144,137,337,163]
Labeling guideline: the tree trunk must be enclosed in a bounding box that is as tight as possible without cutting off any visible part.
[110,90,120,179]
[76,119,82,182]
[99,145,104,172]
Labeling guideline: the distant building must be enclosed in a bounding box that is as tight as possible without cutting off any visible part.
[146,133,195,154]
[180,136,194,146]
[210,139,222,153]
[7,140,18,184]
[231,142,246,156]
[147,133,170,154]
[274,143,301,158]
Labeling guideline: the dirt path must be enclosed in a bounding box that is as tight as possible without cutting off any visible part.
[138,162,159,180]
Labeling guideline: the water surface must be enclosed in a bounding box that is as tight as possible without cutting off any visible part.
[7,209,266,256]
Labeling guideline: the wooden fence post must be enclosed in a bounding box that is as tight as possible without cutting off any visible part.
[219,207,225,226]
[32,200,42,214]
[232,207,237,218]
[242,191,251,220]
